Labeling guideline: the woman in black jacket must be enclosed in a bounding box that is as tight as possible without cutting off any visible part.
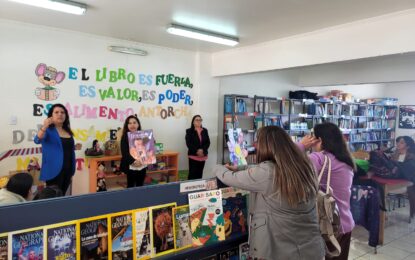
[120,115,147,187]
[185,115,210,180]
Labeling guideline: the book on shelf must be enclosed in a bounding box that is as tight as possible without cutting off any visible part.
[46,222,77,260]
[11,228,44,260]
[111,212,133,260]
[79,217,109,260]
[188,190,225,247]
[128,130,156,167]
[150,203,176,257]
[173,205,192,250]
[220,188,248,239]
[227,128,248,166]
[0,234,7,260]
[134,208,152,259]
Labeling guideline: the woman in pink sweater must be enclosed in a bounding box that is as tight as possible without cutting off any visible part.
[300,122,355,260]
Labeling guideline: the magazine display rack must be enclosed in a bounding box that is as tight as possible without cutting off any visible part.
[88,151,179,192]
[0,181,247,260]
[222,94,397,163]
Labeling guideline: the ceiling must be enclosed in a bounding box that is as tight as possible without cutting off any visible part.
[1,0,415,53]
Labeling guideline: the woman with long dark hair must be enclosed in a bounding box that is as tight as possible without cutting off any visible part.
[120,115,147,187]
[214,126,324,260]
[301,122,355,260]
[185,115,210,180]
[34,103,75,195]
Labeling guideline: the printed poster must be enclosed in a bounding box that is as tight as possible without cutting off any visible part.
[188,189,225,247]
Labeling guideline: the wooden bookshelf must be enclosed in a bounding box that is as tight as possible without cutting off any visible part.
[88,151,179,193]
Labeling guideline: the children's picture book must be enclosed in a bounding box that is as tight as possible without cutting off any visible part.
[111,212,133,260]
[0,234,7,260]
[221,188,248,239]
[11,228,44,260]
[172,205,192,250]
[134,208,152,259]
[218,246,239,260]
[79,216,109,260]
[46,222,77,260]
[128,130,156,165]
[227,128,247,166]
[150,203,176,257]
[188,190,225,247]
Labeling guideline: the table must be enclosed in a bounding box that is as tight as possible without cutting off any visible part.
[361,176,413,245]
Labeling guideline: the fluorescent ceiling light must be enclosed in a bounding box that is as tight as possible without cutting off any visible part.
[108,46,148,56]
[167,24,239,46]
[8,0,87,15]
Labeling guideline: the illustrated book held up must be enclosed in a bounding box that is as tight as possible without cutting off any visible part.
[134,208,152,260]
[188,190,225,247]
[79,216,109,260]
[172,205,192,250]
[111,212,133,260]
[46,222,77,260]
[128,130,156,166]
[227,128,247,166]
[11,228,44,260]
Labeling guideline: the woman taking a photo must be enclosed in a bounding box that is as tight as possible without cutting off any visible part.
[34,103,76,195]
[300,122,355,260]
[214,126,324,260]
[186,115,210,180]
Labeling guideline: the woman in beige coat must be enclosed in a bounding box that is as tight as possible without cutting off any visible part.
[214,126,324,260]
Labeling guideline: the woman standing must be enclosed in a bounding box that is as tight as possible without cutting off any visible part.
[120,115,147,188]
[301,122,355,260]
[214,126,324,260]
[34,103,76,195]
[185,115,210,180]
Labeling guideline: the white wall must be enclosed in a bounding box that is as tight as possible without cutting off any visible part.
[212,9,415,77]
[0,20,219,194]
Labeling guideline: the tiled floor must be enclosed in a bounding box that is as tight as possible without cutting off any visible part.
[349,203,415,259]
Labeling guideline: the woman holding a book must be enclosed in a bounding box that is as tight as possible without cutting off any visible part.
[214,126,324,260]
[185,115,210,180]
[121,115,147,187]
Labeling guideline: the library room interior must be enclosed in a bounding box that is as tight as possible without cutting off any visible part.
[1,0,415,259]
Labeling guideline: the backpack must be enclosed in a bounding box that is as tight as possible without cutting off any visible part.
[317,155,342,257]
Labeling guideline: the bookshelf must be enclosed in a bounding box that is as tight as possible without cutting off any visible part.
[223,95,397,159]
[88,151,179,192]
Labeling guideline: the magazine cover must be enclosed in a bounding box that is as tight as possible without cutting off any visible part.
[0,234,7,260]
[127,130,156,165]
[220,188,248,239]
[134,208,152,260]
[110,212,133,260]
[79,216,109,260]
[150,203,176,257]
[46,221,77,260]
[11,228,44,260]
[227,128,247,166]
[172,205,192,250]
[188,190,225,247]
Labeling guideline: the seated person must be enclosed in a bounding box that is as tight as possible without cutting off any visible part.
[33,185,63,200]
[0,172,33,205]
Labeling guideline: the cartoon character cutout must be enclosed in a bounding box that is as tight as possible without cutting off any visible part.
[35,63,65,101]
